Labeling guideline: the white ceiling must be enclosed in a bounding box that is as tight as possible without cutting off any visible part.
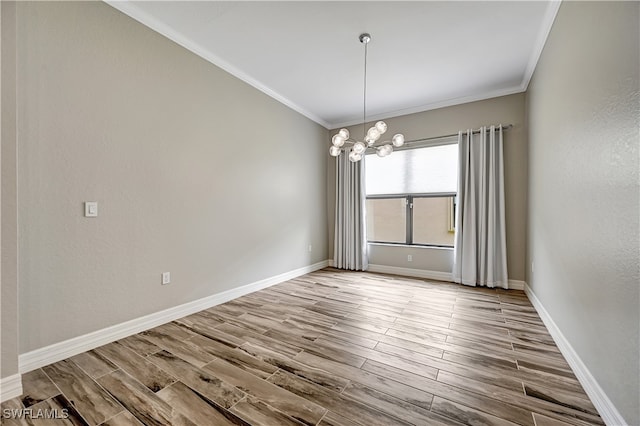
[106,1,560,129]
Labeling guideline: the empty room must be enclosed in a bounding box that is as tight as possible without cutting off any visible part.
[1,1,638,425]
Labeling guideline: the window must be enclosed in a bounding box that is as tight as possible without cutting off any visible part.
[366,198,406,243]
[365,141,458,247]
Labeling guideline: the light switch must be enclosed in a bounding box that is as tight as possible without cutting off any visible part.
[85,201,98,217]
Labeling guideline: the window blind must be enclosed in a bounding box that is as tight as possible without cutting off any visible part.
[365,143,458,195]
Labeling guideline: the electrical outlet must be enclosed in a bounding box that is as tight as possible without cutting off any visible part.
[308,245,312,252]
[161,272,171,285]
[407,255,413,262]
[531,261,535,273]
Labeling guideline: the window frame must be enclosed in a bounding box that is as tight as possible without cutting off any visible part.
[366,192,457,248]
[364,138,459,249]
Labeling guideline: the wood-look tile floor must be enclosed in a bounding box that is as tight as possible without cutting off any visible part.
[2,269,604,426]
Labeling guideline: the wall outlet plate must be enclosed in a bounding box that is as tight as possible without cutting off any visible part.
[161,272,171,285]
[84,201,98,217]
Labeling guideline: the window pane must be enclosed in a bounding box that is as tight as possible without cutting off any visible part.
[413,196,455,246]
[366,198,406,243]
[366,143,458,195]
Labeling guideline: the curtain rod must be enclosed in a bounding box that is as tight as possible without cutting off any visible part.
[403,124,513,146]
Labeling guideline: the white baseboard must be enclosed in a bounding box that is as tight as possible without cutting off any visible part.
[508,279,525,290]
[358,262,526,290]
[19,260,329,374]
[0,373,23,402]
[524,284,626,426]
[366,264,453,282]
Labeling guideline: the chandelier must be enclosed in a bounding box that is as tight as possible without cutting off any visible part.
[329,33,405,162]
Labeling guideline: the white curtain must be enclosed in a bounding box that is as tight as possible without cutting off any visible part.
[452,125,508,288]
[334,150,368,271]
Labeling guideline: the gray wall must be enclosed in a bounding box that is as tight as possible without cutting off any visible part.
[1,1,19,380]
[328,93,528,281]
[526,2,639,424]
[15,1,328,354]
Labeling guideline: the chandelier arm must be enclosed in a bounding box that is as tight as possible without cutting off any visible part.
[368,140,388,148]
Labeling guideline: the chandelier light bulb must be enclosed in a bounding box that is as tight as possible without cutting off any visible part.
[367,127,381,141]
[353,141,367,154]
[349,151,362,162]
[365,136,375,146]
[392,133,405,147]
[329,146,341,157]
[375,121,388,134]
[376,145,391,157]
[338,128,350,139]
[332,134,345,147]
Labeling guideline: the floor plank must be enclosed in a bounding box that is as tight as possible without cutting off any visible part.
[146,350,245,409]
[94,342,176,393]
[96,370,194,426]
[42,360,124,426]
[19,369,60,407]
[430,396,520,426]
[268,369,410,426]
[156,381,248,426]
[293,350,434,410]
[240,342,349,392]
[30,394,90,426]
[99,410,144,426]
[189,335,278,380]
[230,396,306,426]
[69,351,119,380]
[203,358,327,426]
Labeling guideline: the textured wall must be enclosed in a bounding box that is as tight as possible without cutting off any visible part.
[526,2,639,424]
[16,1,328,353]
[328,93,528,281]
[1,1,19,380]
